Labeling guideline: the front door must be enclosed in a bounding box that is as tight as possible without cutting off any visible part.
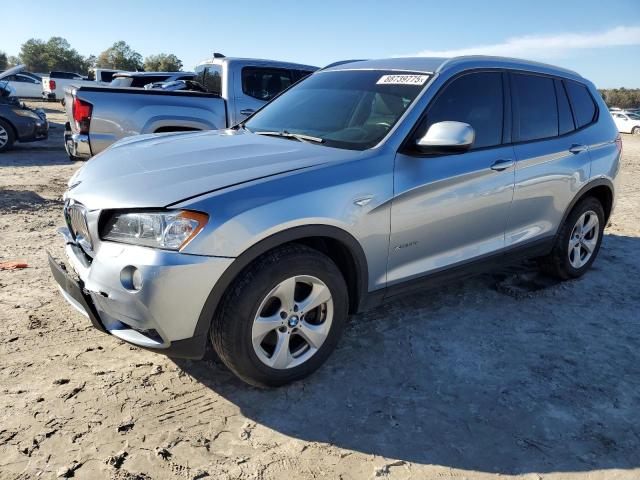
[388,71,515,285]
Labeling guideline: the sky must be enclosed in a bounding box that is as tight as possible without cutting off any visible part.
[3,0,640,88]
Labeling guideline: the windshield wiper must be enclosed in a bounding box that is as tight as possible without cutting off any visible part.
[253,130,324,144]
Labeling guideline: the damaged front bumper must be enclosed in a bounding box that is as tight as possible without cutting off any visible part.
[49,227,234,359]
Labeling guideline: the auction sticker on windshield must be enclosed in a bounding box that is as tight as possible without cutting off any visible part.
[376,74,429,85]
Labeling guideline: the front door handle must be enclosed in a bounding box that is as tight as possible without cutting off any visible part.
[490,159,515,171]
[240,109,255,116]
[569,144,588,154]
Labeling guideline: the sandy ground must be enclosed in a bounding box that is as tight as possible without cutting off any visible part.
[1,102,639,480]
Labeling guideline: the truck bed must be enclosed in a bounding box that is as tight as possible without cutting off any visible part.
[65,85,227,157]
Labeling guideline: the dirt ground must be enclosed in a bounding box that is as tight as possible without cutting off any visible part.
[1,102,639,480]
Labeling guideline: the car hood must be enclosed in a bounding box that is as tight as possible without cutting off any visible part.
[0,64,25,80]
[67,129,357,210]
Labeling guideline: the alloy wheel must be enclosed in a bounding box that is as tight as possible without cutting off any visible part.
[0,125,8,148]
[251,275,333,369]
[568,210,599,269]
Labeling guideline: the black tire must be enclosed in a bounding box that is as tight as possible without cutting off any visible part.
[211,244,348,387]
[633,126,640,136]
[0,119,16,153]
[67,153,86,162]
[539,196,605,280]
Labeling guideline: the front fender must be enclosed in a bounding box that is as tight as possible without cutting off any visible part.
[188,223,370,343]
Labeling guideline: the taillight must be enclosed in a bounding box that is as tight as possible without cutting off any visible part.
[49,79,56,90]
[615,134,622,154]
[72,97,93,135]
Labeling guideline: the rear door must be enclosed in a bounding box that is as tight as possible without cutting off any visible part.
[505,73,594,247]
[233,66,294,123]
[388,71,516,285]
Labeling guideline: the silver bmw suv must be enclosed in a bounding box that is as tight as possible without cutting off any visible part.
[50,56,621,387]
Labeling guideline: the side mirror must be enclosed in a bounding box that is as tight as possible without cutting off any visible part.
[415,121,475,154]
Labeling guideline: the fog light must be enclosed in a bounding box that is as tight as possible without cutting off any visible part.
[132,268,143,290]
[120,266,143,291]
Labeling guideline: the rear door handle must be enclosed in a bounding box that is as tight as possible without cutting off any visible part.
[240,109,255,116]
[569,144,588,154]
[490,159,515,171]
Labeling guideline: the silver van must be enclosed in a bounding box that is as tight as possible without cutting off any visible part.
[50,56,621,387]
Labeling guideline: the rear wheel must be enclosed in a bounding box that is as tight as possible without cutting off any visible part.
[0,119,15,153]
[539,197,605,279]
[211,244,348,387]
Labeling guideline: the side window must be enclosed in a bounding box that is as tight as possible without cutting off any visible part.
[555,79,575,135]
[565,80,597,128]
[511,73,558,141]
[422,71,504,149]
[242,67,293,101]
[195,64,222,95]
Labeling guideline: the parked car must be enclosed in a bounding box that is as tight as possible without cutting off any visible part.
[42,71,95,102]
[0,65,43,98]
[109,71,195,88]
[611,111,640,134]
[0,70,48,152]
[63,54,317,160]
[50,56,620,387]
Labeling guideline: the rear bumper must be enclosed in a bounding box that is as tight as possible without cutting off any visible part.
[43,92,56,101]
[49,229,235,359]
[64,125,92,159]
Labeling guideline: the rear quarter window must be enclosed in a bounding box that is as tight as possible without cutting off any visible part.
[565,80,597,128]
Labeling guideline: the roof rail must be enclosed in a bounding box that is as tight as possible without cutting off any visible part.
[321,59,367,70]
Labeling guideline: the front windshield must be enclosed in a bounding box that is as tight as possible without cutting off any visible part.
[244,70,430,150]
[628,113,640,120]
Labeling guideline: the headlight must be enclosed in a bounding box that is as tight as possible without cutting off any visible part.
[101,210,208,250]
[12,109,41,119]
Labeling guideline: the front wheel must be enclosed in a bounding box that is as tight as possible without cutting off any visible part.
[211,244,348,387]
[539,196,605,279]
[632,126,640,136]
[0,119,16,153]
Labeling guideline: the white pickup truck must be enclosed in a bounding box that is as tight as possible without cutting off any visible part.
[64,54,317,160]
[42,71,97,102]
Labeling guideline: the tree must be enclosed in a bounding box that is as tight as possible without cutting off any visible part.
[143,53,183,72]
[19,38,48,72]
[18,37,88,73]
[8,56,20,68]
[599,88,640,110]
[0,52,7,70]
[96,41,143,71]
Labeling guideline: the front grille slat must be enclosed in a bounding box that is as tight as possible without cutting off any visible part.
[64,201,94,257]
